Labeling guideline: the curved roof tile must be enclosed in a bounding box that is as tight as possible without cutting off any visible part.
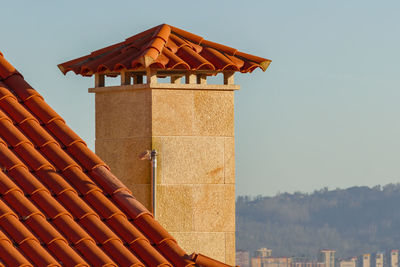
[0,52,233,267]
[58,24,271,76]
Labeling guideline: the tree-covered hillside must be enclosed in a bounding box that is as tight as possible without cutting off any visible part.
[236,184,400,258]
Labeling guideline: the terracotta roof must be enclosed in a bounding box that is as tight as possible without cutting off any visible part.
[58,24,271,76]
[0,53,232,266]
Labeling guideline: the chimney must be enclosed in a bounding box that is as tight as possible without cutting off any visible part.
[58,24,270,265]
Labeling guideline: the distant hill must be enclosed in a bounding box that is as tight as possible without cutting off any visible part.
[236,184,400,258]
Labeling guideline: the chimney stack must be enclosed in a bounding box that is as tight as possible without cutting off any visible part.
[58,24,270,265]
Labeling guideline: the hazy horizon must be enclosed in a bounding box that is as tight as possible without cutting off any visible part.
[237,182,399,198]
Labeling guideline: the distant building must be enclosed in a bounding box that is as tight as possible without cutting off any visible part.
[387,250,399,267]
[374,253,384,267]
[339,257,357,267]
[237,250,250,267]
[252,257,262,267]
[251,257,291,267]
[291,257,325,267]
[255,248,273,258]
[251,247,271,267]
[250,248,290,267]
[291,262,325,267]
[358,254,371,267]
[264,257,292,267]
[319,250,336,267]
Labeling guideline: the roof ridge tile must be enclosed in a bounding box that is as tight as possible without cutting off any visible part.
[141,24,172,67]
[169,25,204,45]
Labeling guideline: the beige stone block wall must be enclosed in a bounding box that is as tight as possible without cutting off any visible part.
[152,89,234,137]
[128,184,151,210]
[95,89,153,210]
[171,232,226,263]
[193,90,234,136]
[170,231,236,265]
[157,184,235,265]
[154,136,225,184]
[95,138,151,184]
[157,185,194,232]
[224,137,235,184]
[95,90,152,139]
[156,184,235,232]
[152,89,195,136]
[95,137,152,210]
[95,87,236,265]
[225,232,236,265]
[192,184,235,232]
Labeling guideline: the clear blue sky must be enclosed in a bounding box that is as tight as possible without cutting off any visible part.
[2,1,400,196]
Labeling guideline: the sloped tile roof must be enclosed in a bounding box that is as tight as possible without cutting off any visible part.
[58,24,271,76]
[0,53,232,266]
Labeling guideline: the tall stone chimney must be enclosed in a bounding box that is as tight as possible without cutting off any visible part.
[58,24,270,265]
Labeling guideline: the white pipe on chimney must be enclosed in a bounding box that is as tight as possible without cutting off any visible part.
[150,150,157,217]
[139,149,158,217]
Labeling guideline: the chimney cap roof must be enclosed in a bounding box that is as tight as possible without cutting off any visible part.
[58,24,271,77]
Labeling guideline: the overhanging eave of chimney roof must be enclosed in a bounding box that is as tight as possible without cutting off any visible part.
[58,23,271,88]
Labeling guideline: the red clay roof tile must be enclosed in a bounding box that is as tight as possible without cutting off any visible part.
[58,24,271,76]
[0,52,233,266]
[192,253,233,267]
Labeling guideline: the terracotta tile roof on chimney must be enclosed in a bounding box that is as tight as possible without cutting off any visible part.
[58,24,271,76]
[0,52,229,266]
